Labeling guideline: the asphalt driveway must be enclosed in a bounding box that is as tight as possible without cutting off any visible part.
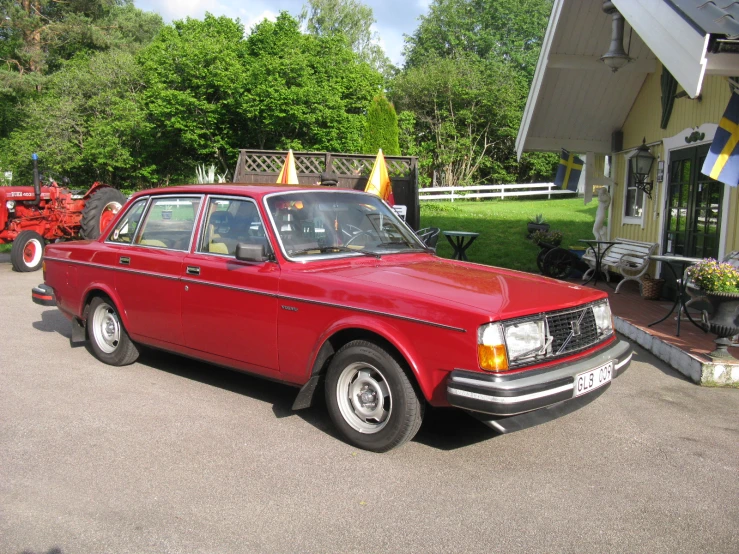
[1,254,738,553]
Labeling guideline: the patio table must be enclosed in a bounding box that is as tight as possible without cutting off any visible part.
[647,254,704,337]
[578,239,618,288]
[443,231,479,261]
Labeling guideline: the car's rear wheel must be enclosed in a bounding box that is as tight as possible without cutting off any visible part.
[10,230,45,272]
[87,296,139,366]
[325,340,424,452]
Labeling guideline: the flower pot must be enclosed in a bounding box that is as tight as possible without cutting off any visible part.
[698,291,739,359]
[527,222,550,237]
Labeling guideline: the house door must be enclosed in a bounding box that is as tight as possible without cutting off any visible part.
[662,144,724,293]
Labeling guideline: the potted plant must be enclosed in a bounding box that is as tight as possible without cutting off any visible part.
[531,229,563,247]
[685,258,739,359]
[527,214,550,237]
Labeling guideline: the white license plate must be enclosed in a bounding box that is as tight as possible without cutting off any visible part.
[574,362,613,397]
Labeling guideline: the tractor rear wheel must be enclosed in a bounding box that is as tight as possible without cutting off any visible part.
[81,187,127,240]
[11,230,45,272]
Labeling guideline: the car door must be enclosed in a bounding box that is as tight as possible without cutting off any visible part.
[107,194,203,346]
[181,195,280,371]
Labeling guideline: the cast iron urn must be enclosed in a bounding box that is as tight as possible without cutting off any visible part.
[699,291,739,360]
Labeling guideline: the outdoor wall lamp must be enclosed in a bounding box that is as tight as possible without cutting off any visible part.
[630,138,656,198]
[600,1,632,72]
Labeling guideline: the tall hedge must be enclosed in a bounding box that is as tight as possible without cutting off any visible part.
[362,94,400,155]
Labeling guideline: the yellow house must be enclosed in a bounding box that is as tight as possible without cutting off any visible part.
[517,0,739,276]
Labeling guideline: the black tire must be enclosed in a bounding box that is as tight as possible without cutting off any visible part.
[536,247,549,274]
[80,187,127,240]
[86,296,139,366]
[325,340,424,452]
[10,230,45,272]
[542,247,575,280]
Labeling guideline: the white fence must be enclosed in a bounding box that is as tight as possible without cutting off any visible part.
[419,183,576,201]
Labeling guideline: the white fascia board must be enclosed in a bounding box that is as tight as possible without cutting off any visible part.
[525,137,613,154]
[515,0,566,160]
[705,53,739,76]
[613,0,709,98]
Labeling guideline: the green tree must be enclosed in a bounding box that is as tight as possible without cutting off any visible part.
[404,0,552,78]
[138,14,249,180]
[362,94,400,155]
[392,54,524,186]
[242,12,382,153]
[300,0,390,74]
[0,49,154,187]
[393,0,555,185]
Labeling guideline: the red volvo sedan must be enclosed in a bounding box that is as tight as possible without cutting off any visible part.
[32,184,632,451]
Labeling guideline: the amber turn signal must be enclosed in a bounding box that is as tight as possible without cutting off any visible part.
[478,344,509,372]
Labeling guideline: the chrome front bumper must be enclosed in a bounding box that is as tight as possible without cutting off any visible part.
[447,339,632,431]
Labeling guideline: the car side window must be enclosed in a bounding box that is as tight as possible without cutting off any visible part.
[108,198,147,244]
[136,196,202,251]
[199,197,267,256]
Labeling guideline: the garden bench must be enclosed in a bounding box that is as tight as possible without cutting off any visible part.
[582,237,659,293]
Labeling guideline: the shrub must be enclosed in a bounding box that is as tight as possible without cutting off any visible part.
[686,259,739,293]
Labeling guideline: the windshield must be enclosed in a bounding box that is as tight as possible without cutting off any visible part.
[265,190,425,259]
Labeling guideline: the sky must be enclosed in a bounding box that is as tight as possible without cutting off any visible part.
[134,1,432,67]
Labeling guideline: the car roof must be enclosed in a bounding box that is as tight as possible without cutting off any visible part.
[130,183,365,201]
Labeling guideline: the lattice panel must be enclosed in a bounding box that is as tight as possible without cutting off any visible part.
[241,154,284,173]
[294,156,325,174]
[331,158,411,178]
[332,158,373,176]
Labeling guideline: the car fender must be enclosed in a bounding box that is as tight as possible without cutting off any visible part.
[308,315,434,401]
[78,282,130,329]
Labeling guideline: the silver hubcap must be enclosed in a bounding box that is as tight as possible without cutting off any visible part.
[91,302,120,354]
[336,362,392,434]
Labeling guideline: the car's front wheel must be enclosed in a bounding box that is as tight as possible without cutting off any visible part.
[87,296,139,366]
[325,340,424,452]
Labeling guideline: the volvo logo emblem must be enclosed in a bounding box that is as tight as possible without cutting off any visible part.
[570,319,582,336]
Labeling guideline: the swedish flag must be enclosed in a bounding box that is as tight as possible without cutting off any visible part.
[554,149,583,192]
[702,92,739,186]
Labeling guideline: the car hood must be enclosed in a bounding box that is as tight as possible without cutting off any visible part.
[319,257,605,320]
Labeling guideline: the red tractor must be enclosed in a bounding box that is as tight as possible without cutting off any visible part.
[0,154,127,272]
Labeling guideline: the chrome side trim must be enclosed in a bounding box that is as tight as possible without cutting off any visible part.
[277,293,467,332]
[42,257,179,281]
[181,277,277,298]
[44,256,466,332]
[448,383,573,404]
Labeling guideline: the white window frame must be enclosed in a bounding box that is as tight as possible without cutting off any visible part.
[622,149,646,226]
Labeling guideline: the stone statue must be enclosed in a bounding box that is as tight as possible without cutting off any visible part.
[593,187,611,242]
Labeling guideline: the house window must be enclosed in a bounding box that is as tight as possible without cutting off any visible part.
[623,155,645,223]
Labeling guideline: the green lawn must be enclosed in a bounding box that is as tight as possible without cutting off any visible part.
[420,198,599,273]
[2,198,600,274]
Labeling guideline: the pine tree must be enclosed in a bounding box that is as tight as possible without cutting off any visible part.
[362,95,400,156]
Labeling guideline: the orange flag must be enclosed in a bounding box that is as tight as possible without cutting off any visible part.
[365,149,395,205]
[276,149,299,184]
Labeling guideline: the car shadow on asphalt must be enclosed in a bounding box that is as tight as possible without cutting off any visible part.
[135,348,499,451]
[32,309,72,340]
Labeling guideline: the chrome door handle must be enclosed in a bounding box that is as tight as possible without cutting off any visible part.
[186,266,200,276]
[119,256,130,265]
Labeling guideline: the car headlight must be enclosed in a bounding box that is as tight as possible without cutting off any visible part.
[6,200,15,211]
[504,320,547,362]
[591,300,614,337]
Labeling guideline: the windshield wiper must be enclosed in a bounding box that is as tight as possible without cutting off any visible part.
[289,246,381,259]
[373,240,428,252]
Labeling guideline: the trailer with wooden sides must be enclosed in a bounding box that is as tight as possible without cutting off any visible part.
[233,150,420,230]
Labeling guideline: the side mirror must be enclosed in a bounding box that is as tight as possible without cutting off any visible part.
[235,242,269,262]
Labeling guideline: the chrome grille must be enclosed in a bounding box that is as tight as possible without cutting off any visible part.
[505,303,606,369]
[546,307,599,355]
